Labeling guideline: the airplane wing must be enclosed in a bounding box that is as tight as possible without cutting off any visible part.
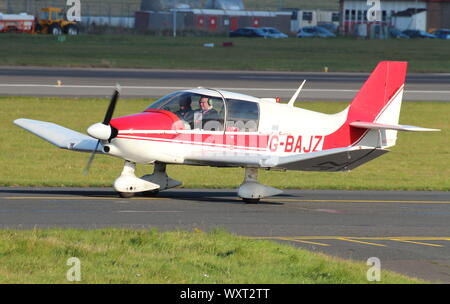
[14,118,103,153]
[273,146,389,172]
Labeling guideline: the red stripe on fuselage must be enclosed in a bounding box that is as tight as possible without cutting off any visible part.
[116,133,270,151]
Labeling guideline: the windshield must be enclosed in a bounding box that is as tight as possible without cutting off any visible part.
[146,91,225,130]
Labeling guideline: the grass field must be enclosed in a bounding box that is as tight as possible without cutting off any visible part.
[1,34,450,72]
[1,96,448,190]
[0,228,422,283]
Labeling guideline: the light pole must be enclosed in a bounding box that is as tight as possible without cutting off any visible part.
[173,8,177,38]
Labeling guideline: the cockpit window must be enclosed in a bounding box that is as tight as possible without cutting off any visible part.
[225,99,259,132]
[146,91,225,131]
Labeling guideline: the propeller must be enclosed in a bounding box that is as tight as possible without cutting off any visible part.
[83,85,121,175]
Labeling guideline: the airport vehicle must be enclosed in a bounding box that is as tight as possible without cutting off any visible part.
[35,7,79,35]
[297,26,336,38]
[229,27,266,37]
[14,61,439,203]
[0,12,34,33]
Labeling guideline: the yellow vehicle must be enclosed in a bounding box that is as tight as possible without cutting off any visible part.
[35,7,79,35]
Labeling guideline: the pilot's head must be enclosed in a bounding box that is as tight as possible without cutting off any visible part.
[199,96,211,111]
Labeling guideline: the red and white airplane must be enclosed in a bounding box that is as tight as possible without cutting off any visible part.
[14,61,439,203]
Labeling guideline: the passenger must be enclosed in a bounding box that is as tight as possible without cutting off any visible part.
[194,96,219,129]
[175,96,194,125]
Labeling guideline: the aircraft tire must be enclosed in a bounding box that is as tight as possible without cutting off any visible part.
[118,192,134,198]
[242,198,260,204]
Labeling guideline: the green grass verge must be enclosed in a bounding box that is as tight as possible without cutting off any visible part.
[1,34,450,72]
[0,228,423,283]
[1,96,448,190]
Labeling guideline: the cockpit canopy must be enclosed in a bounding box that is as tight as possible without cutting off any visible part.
[146,91,260,132]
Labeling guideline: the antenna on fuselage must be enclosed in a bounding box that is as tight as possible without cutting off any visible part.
[287,80,306,107]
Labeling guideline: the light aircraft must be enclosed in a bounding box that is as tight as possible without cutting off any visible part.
[14,61,439,203]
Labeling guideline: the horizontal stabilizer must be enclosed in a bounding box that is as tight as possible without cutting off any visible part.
[350,121,440,132]
[14,118,103,153]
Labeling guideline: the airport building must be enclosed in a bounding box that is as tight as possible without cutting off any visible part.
[135,0,339,35]
[340,0,450,36]
[135,9,292,34]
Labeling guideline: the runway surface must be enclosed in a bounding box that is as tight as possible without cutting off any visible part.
[1,187,449,282]
[1,66,450,101]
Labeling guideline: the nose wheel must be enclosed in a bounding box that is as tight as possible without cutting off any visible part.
[114,161,181,198]
[113,161,160,198]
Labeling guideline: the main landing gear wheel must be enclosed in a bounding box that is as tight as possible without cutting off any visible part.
[118,192,135,198]
[242,198,260,204]
[238,168,282,204]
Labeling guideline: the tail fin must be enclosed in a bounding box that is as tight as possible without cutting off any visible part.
[348,61,407,125]
[323,61,407,149]
[348,61,407,148]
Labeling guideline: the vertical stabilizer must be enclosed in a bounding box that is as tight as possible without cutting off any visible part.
[324,61,407,149]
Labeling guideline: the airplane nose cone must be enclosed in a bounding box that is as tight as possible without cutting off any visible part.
[87,122,112,140]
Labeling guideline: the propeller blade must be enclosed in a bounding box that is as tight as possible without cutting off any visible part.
[83,140,101,175]
[84,86,120,175]
[103,85,121,125]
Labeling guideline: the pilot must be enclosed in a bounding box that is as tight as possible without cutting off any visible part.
[194,96,220,129]
[175,96,194,125]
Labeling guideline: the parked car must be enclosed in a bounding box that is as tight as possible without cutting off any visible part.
[402,29,437,39]
[317,23,338,34]
[389,27,410,39]
[229,27,266,38]
[297,26,336,38]
[260,27,288,38]
[432,28,450,39]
